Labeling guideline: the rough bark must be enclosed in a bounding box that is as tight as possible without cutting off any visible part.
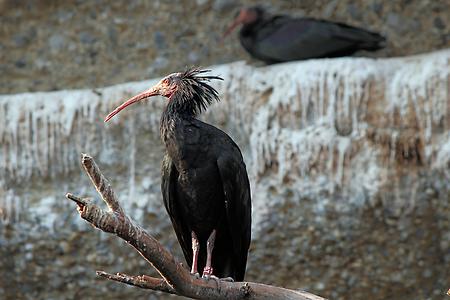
[65,153,326,300]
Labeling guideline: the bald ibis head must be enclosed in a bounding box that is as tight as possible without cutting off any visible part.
[104,69,223,122]
[223,6,264,38]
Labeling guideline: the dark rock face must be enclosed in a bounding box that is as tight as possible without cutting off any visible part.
[0,0,449,94]
[1,51,449,299]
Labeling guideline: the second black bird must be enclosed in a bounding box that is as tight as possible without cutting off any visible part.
[224,6,386,64]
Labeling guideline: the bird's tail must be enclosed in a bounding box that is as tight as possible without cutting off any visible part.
[335,22,387,51]
[359,31,386,51]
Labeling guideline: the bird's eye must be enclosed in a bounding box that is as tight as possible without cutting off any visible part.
[163,78,170,85]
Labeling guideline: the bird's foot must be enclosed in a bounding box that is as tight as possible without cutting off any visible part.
[220,277,234,282]
[202,266,215,279]
[203,274,219,281]
[190,272,200,279]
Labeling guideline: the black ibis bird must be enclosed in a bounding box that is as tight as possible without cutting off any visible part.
[104,68,252,281]
[224,6,386,64]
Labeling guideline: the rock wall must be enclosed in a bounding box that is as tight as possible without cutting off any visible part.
[1,50,450,300]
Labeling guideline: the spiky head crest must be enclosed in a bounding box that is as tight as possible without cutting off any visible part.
[167,67,223,117]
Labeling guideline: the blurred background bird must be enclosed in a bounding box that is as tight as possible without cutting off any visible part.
[224,6,386,64]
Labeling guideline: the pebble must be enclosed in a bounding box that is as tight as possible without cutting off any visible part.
[13,34,29,47]
[153,31,166,50]
[107,25,118,45]
[323,0,338,18]
[48,34,66,51]
[347,3,362,20]
[433,17,445,30]
[79,31,97,44]
[147,56,169,74]
[24,243,33,251]
[422,269,433,279]
[25,252,33,260]
[314,282,325,290]
[188,51,200,63]
[56,10,74,23]
[370,2,383,15]
[14,59,26,68]
[386,13,401,29]
[213,0,238,12]
[141,176,153,190]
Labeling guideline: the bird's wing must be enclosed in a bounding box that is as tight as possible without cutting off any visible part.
[317,19,385,42]
[217,151,252,281]
[161,154,192,266]
[255,14,294,37]
[253,17,384,61]
[243,15,298,62]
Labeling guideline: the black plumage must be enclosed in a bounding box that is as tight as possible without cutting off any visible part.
[224,6,386,63]
[104,68,252,281]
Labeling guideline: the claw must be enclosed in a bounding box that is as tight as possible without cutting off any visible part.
[191,272,200,279]
[203,274,219,281]
[202,266,214,278]
[220,276,234,282]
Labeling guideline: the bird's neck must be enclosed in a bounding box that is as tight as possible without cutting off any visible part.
[160,99,195,145]
[241,24,257,37]
[241,17,265,37]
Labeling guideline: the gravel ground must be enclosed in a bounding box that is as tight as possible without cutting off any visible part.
[0,0,448,94]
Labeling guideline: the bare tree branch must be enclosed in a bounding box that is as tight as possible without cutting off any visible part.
[81,153,123,214]
[66,153,326,300]
[96,271,176,294]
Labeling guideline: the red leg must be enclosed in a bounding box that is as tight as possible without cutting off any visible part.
[191,231,200,275]
[202,229,216,277]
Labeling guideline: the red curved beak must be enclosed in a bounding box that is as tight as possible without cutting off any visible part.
[104,87,158,122]
[222,9,247,40]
